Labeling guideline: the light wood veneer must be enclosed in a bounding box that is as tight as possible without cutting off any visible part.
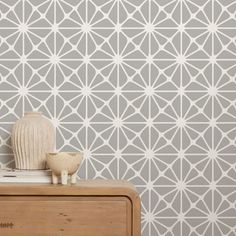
[0,180,141,236]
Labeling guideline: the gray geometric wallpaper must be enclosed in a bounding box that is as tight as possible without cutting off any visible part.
[0,0,236,235]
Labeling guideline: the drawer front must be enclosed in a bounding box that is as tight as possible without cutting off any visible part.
[0,196,131,236]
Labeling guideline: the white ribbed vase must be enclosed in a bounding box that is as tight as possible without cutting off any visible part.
[11,112,55,170]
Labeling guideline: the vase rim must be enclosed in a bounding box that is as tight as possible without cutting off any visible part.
[24,111,42,116]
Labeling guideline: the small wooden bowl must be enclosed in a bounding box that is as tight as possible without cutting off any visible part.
[46,152,83,185]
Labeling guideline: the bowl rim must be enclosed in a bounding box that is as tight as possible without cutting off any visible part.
[46,152,83,159]
[47,152,83,155]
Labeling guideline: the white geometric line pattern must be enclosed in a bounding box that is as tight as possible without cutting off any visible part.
[0,0,236,235]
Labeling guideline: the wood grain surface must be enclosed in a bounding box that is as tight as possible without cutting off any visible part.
[0,180,141,236]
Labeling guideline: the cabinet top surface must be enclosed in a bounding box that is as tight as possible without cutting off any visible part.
[0,180,139,199]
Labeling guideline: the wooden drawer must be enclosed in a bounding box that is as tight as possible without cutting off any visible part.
[0,180,140,236]
[0,196,131,236]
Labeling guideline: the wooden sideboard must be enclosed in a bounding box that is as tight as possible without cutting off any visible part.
[0,180,141,236]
